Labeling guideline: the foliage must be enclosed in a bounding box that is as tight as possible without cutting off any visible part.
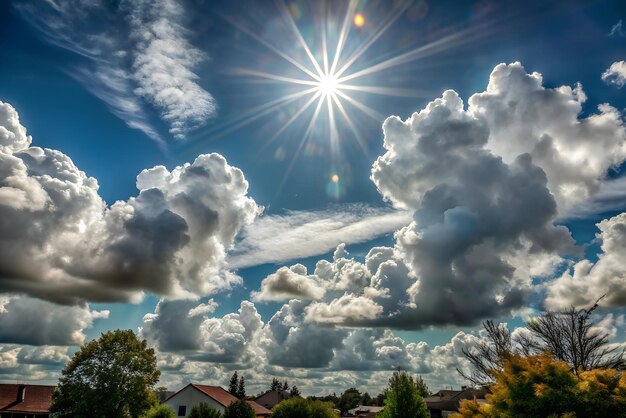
[337,388,362,414]
[282,380,289,391]
[143,404,175,418]
[272,397,338,418]
[50,329,160,418]
[237,376,246,399]
[378,371,428,418]
[452,353,626,418]
[188,402,223,418]
[460,299,625,386]
[270,378,282,392]
[415,375,430,398]
[229,372,239,396]
[223,399,255,418]
[290,385,301,397]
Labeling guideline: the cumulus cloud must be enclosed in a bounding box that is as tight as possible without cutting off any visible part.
[228,205,411,269]
[18,0,215,141]
[602,61,626,88]
[256,300,347,369]
[141,299,263,365]
[545,212,626,310]
[143,297,508,393]
[0,295,108,346]
[252,264,326,302]
[0,100,259,303]
[470,62,626,212]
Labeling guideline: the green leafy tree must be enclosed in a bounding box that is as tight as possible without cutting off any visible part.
[270,378,281,391]
[229,372,239,396]
[282,380,289,391]
[414,375,430,398]
[237,376,246,399]
[290,385,301,397]
[188,402,223,418]
[271,397,338,418]
[143,404,175,418]
[337,388,361,414]
[50,330,160,418]
[378,371,428,418]
[223,399,255,418]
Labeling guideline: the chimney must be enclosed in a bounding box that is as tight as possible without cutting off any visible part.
[17,385,26,402]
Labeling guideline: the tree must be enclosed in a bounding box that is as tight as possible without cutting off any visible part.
[188,402,223,418]
[337,388,361,414]
[460,299,625,386]
[50,330,160,418]
[143,404,175,418]
[237,376,246,399]
[414,375,430,398]
[270,378,282,392]
[378,371,428,418]
[229,372,239,396]
[271,397,337,418]
[223,399,255,418]
[290,385,301,397]
[453,353,626,418]
[282,380,289,391]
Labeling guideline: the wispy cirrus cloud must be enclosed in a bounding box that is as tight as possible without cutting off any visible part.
[17,0,216,143]
[227,204,412,269]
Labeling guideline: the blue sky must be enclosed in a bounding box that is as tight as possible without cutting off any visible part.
[1,0,626,395]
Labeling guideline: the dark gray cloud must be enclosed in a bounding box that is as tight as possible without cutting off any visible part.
[0,296,108,346]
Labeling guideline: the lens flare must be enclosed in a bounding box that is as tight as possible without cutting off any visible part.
[354,13,365,27]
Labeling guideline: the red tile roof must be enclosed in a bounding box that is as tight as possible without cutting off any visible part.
[169,384,271,417]
[246,400,271,416]
[191,384,239,407]
[0,384,54,414]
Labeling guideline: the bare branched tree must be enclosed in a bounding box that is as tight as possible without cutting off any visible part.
[523,298,625,374]
[458,297,625,386]
[458,321,513,386]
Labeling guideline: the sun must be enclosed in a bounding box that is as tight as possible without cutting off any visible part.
[318,74,340,97]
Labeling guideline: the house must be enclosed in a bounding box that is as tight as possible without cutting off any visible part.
[424,387,489,417]
[348,405,384,417]
[0,384,54,418]
[347,405,384,417]
[254,389,291,409]
[165,384,271,418]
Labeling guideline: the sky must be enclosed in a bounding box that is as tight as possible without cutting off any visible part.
[1,0,626,396]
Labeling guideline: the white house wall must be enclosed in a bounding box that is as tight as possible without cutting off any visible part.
[165,385,226,417]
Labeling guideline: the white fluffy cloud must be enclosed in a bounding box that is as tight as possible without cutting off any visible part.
[545,212,626,310]
[602,61,626,88]
[252,264,326,302]
[0,296,108,346]
[473,63,626,212]
[0,100,259,303]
